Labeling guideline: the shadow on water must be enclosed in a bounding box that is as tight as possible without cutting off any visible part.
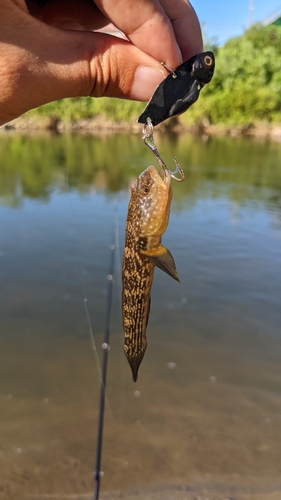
[1,132,281,499]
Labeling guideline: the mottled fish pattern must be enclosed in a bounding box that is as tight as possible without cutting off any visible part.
[122,166,180,382]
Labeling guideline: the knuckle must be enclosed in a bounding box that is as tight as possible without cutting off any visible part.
[87,37,135,98]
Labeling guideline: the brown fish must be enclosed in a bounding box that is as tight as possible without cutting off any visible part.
[122,165,180,382]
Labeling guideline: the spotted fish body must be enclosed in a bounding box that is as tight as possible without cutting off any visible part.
[122,166,179,382]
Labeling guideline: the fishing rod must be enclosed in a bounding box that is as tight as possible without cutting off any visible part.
[65,143,118,499]
[93,224,116,500]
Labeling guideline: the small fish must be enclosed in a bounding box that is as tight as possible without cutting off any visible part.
[122,165,180,382]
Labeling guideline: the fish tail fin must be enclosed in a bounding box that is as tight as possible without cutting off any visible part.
[124,345,147,382]
[141,245,180,282]
[130,359,140,382]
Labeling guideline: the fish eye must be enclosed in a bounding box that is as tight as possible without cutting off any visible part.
[204,55,213,66]
[143,186,150,194]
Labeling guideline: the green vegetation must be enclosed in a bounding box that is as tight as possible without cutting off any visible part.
[25,95,144,124]
[24,24,281,126]
[185,24,281,125]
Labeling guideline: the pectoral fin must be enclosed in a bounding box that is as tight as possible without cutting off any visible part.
[141,245,180,282]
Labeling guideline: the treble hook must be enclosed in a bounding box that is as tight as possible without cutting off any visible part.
[142,118,185,182]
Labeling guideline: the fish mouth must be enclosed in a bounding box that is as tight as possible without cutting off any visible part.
[143,166,171,188]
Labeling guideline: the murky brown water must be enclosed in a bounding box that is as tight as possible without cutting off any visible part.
[0,132,281,499]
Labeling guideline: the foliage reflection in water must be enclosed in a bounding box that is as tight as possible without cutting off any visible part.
[0,132,281,499]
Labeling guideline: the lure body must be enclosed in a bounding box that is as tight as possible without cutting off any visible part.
[122,166,179,382]
[138,51,215,127]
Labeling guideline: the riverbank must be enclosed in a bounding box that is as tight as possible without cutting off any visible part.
[1,115,281,141]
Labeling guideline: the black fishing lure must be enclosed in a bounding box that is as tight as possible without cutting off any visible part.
[138,51,215,127]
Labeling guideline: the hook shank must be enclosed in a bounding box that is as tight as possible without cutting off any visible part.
[142,118,184,182]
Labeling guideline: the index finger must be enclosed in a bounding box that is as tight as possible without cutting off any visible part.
[159,0,203,61]
[93,0,185,69]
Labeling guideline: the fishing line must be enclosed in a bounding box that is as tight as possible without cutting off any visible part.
[93,206,118,500]
[64,138,104,380]
[64,140,117,429]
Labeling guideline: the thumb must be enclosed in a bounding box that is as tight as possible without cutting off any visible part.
[0,5,165,124]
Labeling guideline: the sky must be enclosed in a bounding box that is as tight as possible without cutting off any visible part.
[192,0,281,45]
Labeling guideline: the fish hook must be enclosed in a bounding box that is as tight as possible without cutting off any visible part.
[142,118,185,182]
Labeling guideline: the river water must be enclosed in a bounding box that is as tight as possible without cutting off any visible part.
[0,132,281,499]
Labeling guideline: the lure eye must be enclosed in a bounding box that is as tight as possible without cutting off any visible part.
[204,55,213,66]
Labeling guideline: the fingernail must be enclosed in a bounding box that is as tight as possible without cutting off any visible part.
[131,66,165,101]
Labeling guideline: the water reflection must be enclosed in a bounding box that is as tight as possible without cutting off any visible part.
[1,132,281,205]
[0,132,281,499]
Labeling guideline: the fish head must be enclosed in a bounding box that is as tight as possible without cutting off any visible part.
[134,166,172,237]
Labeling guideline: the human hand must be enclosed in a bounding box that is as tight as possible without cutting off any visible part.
[0,0,203,125]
